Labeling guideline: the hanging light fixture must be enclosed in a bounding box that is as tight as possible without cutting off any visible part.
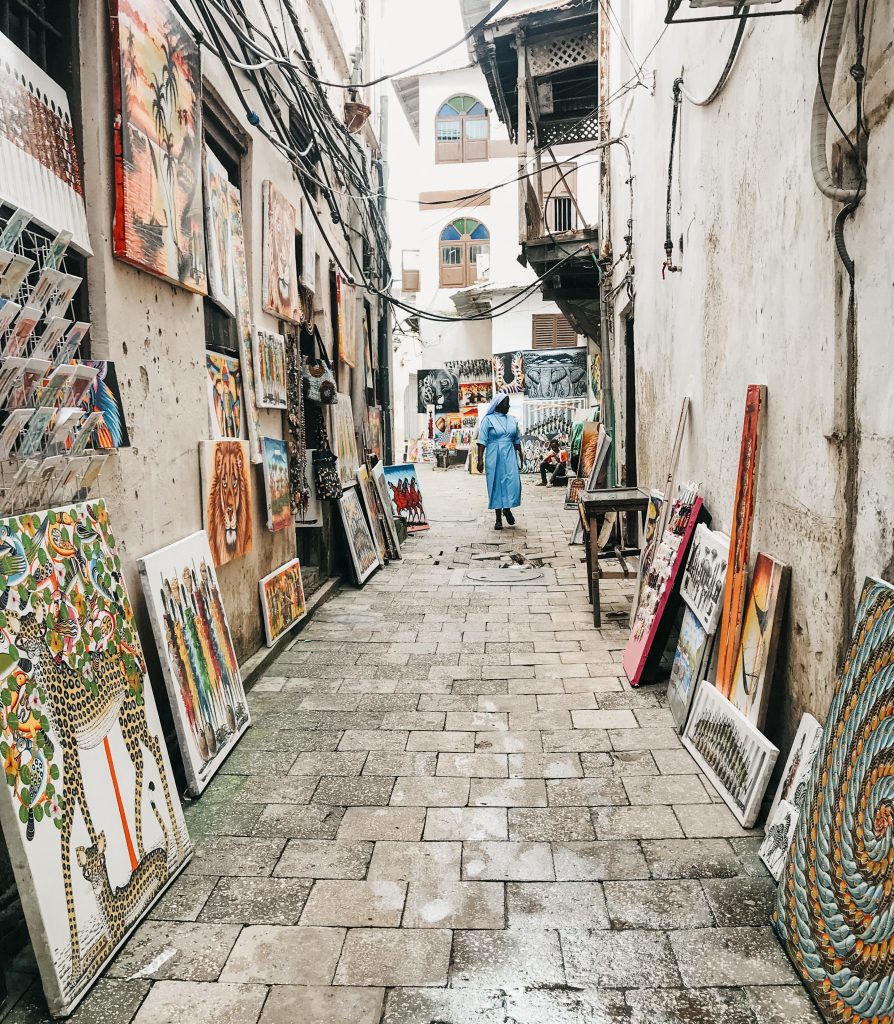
[666,0,806,23]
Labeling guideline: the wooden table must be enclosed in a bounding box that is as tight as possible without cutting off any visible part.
[578,487,650,627]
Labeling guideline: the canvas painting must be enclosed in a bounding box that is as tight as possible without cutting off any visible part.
[74,361,131,449]
[203,145,235,316]
[716,384,767,695]
[383,463,429,533]
[760,712,823,880]
[584,426,611,490]
[417,368,460,414]
[492,351,525,394]
[679,524,730,634]
[371,463,402,559]
[683,680,779,828]
[667,607,711,732]
[0,500,191,1016]
[630,490,664,621]
[578,421,600,480]
[623,487,706,687]
[205,352,243,439]
[728,553,790,728]
[459,382,493,409]
[520,401,583,474]
[228,184,262,463]
[259,558,306,647]
[199,440,253,566]
[356,466,387,565]
[138,530,249,795]
[523,349,587,400]
[253,329,287,410]
[261,181,301,323]
[261,437,291,532]
[338,277,357,367]
[564,477,585,509]
[332,394,360,489]
[775,578,894,1023]
[110,0,206,292]
[367,407,383,460]
[338,485,379,585]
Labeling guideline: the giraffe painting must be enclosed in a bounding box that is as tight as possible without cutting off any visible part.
[0,500,191,1017]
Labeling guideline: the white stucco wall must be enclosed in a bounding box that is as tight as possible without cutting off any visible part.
[603,2,894,745]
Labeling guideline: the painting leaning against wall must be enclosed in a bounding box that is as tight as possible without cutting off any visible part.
[109,0,207,292]
[0,501,192,1016]
[199,439,253,566]
[259,558,306,647]
[261,436,291,532]
[138,530,250,795]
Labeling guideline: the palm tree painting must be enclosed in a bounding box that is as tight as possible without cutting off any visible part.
[111,0,207,293]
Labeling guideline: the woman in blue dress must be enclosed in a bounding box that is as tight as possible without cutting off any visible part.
[476,393,522,530]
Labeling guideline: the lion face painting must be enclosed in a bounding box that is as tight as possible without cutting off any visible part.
[199,440,253,567]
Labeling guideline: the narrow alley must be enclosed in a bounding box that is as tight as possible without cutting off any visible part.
[4,469,819,1023]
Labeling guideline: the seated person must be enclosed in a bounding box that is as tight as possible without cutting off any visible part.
[537,440,568,486]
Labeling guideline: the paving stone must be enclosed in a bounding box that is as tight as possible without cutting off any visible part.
[604,879,713,929]
[289,751,367,776]
[313,776,395,806]
[445,711,509,732]
[670,927,798,987]
[562,929,681,987]
[623,775,711,805]
[5,978,151,1024]
[149,874,218,922]
[381,711,446,730]
[406,730,475,752]
[368,840,462,881]
[541,729,613,753]
[702,876,779,927]
[185,836,286,877]
[300,879,407,927]
[403,881,504,929]
[509,710,574,731]
[592,805,684,840]
[253,803,344,840]
[239,775,317,804]
[107,921,241,981]
[424,806,508,840]
[359,694,422,712]
[418,694,478,711]
[730,836,772,877]
[652,748,701,774]
[437,752,508,777]
[609,727,682,751]
[508,753,582,778]
[508,806,595,841]
[475,730,542,753]
[221,925,345,985]
[274,839,373,879]
[641,838,741,879]
[477,695,537,712]
[552,840,650,881]
[546,778,627,806]
[300,693,363,711]
[381,988,506,1024]
[675,802,759,838]
[571,709,638,729]
[745,986,824,1023]
[339,729,409,751]
[363,752,438,776]
[259,986,385,1024]
[334,928,452,987]
[198,876,313,925]
[450,929,565,988]
[462,841,555,881]
[581,750,658,777]
[536,693,599,711]
[506,881,609,930]
[131,981,267,1024]
[624,988,756,1024]
[391,776,470,806]
[183,800,264,838]
[469,778,548,807]
[338,806,426,841]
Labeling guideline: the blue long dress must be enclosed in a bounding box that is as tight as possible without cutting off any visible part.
[478,412,522,510]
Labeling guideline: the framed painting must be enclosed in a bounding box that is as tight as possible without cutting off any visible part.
[109,0,206,292]
[728,553,790,728]
[417,368,460,414]
[679,524,730,634]
[775,578,894,1024]
[356,465,387,565]
[331,394,360,488]
[630,490,664,621]
[199,439,252,566]
[759,712,822,880]
[338,277,357,367]
[367,406,383,460]
[294,450,322,528]
[138,530,250,795]
[623,488,706,687]
[252,329,287,410]
[564,477,585,509]
[338,485,379,585]
[371,463,402,559]
[261,437,291,532]
[259,558,306,647]
[205,351,243,440]
[578,420,600,480]
[0,501,191,1016]
[459,381,493,408]
[667,607,711,732]
[584,425,611,489]
[520,401,582,475]
[492,351,525,394]
[203,145,235,316]
[75,361,131,449]
[261,181,301,323]
[383,463,429,533]
[523,349,587,400]
[683,680,779,828]
[716,384,767,695]
[228,184,262,464]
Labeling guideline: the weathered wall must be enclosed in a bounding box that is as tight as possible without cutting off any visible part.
[604,2,894,748]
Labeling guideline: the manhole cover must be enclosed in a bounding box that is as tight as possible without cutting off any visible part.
[465,566,545,583]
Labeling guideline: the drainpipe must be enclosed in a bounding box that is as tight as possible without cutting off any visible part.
[516,29,528,244]
[377,94,394,463]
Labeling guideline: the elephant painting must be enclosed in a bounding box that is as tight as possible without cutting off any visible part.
[523,349,588,400]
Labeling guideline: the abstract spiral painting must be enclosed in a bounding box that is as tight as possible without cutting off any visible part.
[775,577,894,1024]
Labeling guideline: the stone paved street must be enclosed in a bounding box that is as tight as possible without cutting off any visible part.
[4,466,821,1023]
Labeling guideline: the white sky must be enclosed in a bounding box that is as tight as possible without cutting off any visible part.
[379,0,467,70]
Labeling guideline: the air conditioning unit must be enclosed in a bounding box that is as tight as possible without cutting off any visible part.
[666,0,805,22]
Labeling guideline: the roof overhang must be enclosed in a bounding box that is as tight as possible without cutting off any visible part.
[450,281,527,317]
[392,75,420,138]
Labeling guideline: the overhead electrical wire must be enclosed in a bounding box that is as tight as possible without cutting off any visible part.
[678,2,749,106]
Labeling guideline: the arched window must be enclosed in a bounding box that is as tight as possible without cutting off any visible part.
[439,218,490,288]
[435,95,489,163]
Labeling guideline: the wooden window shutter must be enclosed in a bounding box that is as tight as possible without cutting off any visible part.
[532,314,578,349]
